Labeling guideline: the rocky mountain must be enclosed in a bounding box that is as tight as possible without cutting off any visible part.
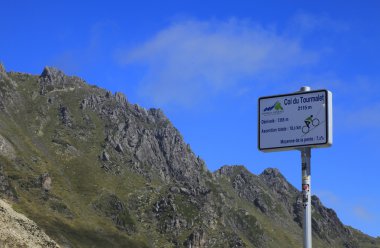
[0,64,379,247]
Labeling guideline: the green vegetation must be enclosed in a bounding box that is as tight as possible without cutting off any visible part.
[0,70,379,247]
[0,73,150,247]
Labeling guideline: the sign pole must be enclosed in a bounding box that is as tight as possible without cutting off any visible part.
[258,86,332,248]
[301,147,312,248]
[300,86,312,248]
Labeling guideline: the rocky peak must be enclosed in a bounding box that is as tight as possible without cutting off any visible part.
[148,108,167,122]
[259,168,297,195]
[39,66,84,94]
[83,86,206,188]
[114,92,127,105]
[311,195,347,232]
[0,63,10,81]
[214,165,247,177]
[40,66,66,83]
[260,168,282,178]
[0,63,5,74]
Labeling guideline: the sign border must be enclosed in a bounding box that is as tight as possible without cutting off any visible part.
[258,89,332,152]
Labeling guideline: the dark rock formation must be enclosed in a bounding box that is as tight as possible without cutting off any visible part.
[59,105,72,127]
[93,193,136,233]
[0,164,17,201]
[184,229,206,248]
[40,173,52,192]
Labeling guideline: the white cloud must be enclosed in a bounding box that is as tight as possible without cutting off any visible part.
[118,19,318,108]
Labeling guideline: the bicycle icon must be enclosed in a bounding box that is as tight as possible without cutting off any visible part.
[302,117,320,134]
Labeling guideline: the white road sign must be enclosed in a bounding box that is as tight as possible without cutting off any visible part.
[258,89,332,151]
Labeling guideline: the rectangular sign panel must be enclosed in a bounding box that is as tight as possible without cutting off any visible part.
[258,89,332,152]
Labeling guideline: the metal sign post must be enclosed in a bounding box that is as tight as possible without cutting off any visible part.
[258,86,333,248]
[301,147,312,248]
[299,86,312,248]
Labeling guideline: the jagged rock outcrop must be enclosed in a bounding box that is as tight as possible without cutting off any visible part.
[184,229,206,248]
[0,134,15,160]
[311,195,356,246]
[0,165,16,201]
[215,166,276,215]
[39,66,85,94]
[0,135,17,201]
[0,65,18,111]
[214,165,373,247]
[59,105,72,127]
[79,86,208,192]
[40,67,67,84]
[39,173,52,192]
[0,63,6,74]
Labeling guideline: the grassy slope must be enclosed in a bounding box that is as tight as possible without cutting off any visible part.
[1,74,150,247]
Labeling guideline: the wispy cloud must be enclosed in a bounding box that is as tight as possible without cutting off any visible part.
[288,12,349,34]
[316,190,377,224]
[117,19,318,108]
[353,206,374,222]
[332,76,380,129]
[339,103,380,128]
[315,190,340,206]
[53,20,120,75]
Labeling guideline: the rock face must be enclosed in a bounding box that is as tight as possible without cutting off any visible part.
[0,134,15,160]
[0,65,379,248]
[40,67,67,84]
[0,63,5,74]
[39,66,84,94]
[40,173,52,192]
[0,165,16,201]
[79,85,208,192]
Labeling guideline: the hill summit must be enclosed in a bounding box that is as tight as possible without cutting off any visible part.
[0,64,379,247]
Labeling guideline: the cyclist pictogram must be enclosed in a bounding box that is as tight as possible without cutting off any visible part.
[302,115,320,134]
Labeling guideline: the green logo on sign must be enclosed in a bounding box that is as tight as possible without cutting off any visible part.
[274,102,283,111]
[264,101,284,112]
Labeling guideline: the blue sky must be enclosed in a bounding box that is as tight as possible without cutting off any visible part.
[1,0,380,237]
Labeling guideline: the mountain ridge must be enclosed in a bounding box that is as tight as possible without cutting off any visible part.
[0,63,378,247]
